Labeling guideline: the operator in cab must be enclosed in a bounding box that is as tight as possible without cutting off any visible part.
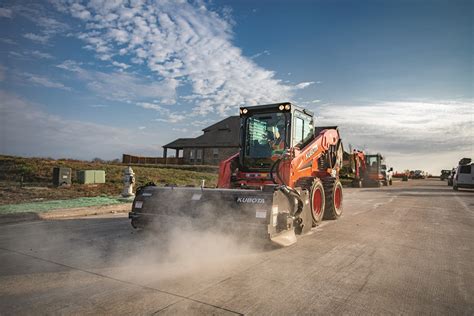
[268,122,286,155]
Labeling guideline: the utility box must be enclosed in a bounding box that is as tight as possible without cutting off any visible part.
[77,170,106,184]
[94,170,106,183]
[52,167,72,187]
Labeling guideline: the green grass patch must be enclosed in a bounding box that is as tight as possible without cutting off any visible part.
[0,196,127,214]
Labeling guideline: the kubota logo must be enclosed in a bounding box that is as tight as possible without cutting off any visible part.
[236,197,265,204]
[305,145,318,159]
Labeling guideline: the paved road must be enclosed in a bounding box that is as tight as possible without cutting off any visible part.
[0,180,473,315]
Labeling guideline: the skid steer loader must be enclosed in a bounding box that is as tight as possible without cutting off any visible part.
[129,102,344,246]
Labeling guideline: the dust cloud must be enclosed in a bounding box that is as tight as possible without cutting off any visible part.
[113,219,259,284]
[1,213,265,292]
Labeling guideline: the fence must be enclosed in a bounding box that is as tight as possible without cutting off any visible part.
[122,154,184,165]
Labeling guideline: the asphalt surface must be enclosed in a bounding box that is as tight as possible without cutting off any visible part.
[0,179,473,315]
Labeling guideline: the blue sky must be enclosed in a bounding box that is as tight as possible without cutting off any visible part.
[0,0,472,173]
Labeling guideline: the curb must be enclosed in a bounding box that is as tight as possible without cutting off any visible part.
[0,203,132,225]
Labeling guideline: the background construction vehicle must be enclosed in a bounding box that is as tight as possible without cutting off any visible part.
[363,154,389,187]
[440,170,451,181]
[348,149,367,188]
[129,102,344,247]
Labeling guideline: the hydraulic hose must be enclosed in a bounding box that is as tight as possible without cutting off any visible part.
[270,158,281,184]
[270,153,288,185]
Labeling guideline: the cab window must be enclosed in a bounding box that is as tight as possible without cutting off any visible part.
[293,111,313,147]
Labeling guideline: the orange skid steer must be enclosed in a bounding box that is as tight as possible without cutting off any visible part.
[129,103,344,246]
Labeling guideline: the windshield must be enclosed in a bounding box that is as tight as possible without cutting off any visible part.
[366,155,380,171]
[243,112,288,169]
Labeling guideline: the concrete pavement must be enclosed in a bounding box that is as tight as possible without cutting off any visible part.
[0,179,472,315]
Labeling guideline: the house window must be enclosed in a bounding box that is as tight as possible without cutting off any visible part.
[213,148,219,159]
[189,149,195,162]
[196,149,203,163]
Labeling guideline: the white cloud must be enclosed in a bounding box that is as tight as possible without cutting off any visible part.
[314,100,473,173]
[70,3,91,20]
[36,16,69,33]
[56,59,83,72]
[0,7,12,18]
[311,99,321,103]
[156,112,186,123]
[294,81,315,89]
[9,51,23,58]
[250,50,270,59]
[22,72,71,91]
[55,0,314,116]
[31,50,53,59]
[57,60,177,103]
[172,127,188,133]
[11,4,68,31]
[112,61,130,69]
[0,91,162,159]
[0,38,17,45]
[136,101,186,123]
[23,33,49,44]
[9,50,55,60]
[87,71,177,102]
[10,4,69,44]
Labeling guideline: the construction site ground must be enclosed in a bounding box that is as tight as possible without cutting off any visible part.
[0,179,472,315]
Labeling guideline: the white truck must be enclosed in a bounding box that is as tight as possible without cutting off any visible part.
[453,158,474,191]
[381,164,393,186]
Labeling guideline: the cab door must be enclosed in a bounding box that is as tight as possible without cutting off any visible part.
[291,111,314,149]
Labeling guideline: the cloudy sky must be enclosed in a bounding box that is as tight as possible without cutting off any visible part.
[0,0,472,173]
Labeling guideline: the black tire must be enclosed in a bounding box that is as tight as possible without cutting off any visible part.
[322,178,343,220]
[383,180,388,186]
[310,179,326,226]
[453,185,458,191]
[389,179,393,185]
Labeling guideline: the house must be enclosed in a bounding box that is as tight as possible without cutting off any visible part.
[162,116,240,165]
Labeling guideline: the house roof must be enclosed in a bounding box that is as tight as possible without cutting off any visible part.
[163,116,240,149]
[162,138,195,148]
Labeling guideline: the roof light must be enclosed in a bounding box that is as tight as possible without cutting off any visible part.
[242,108,248,114]
[278,105,285,111]
[284,104,291,110]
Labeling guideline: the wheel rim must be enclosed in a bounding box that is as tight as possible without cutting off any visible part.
[312,187,323,218]
[334,185,342,210]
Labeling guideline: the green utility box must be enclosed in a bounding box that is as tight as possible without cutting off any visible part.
[77,170,106,184]
[52,167,72,187]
